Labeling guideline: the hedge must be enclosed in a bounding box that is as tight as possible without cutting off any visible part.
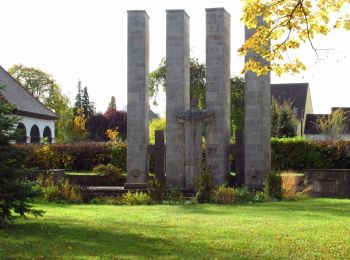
[271,137,350,171]
[13,138,350,172]
[14,142,126,172]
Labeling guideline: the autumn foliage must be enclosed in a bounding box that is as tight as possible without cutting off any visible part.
[240,0,350,75]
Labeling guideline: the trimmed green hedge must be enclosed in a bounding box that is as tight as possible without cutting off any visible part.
[14,138,350,172]
[15,142,126,172]
[271,137,350,170]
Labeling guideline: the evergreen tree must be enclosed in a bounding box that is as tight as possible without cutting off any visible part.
[108,96,117,110]
[82,86,95,120]
[0,86,43,227]
[73,80,83,116]
[271,98,298,138]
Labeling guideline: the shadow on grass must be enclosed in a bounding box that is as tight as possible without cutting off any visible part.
[0,220,245,259]
[177,199,350,218]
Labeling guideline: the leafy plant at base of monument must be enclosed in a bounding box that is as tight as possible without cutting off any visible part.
[165,189,185,205]
[212,186,239,204]
[212,185,266,204]
[0,88,44,227]
[122,192,152,205]
[147,175,166,203]
[194,166,215,203]
[264,172,282,201]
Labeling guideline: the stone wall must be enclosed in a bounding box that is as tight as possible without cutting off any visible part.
[304,169,350,198]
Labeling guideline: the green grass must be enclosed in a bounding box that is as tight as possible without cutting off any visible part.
[1,199,350,259]
[64,172,97,176]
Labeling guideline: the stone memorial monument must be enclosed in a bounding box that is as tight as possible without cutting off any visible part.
[125,10,150,189]
[165,9,190,189]
[176,98,213,189]
[205,8,231,186]
[244,17,271,189]
[125,8,270,191]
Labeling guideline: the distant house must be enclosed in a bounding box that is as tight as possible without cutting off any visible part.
[304,107,350,140]
[0,65,57,143]
[271,83,313,136]
[122,105,160,121]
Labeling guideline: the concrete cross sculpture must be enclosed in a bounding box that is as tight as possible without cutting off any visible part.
[175,98,214,189]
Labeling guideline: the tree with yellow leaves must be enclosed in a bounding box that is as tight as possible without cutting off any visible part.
[72,108,87,141]
[240,0,350,76]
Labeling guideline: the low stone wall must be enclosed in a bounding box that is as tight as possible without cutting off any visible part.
[27,169,126,187]
[66,175,126,187]
[304,169,350,198]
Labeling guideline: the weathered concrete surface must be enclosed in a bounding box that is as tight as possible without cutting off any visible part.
[244,17,271,189]
[304,169,350,198]
[166,10,190,189]
[205,8,231,185]
[126,10,150,186]
[176,98,213,189]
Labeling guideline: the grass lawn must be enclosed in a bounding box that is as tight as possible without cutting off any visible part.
[1,199,350,259]
[64,172,97,176]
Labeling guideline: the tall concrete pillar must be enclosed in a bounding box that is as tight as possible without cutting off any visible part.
[244,18,271,189]
[166,10,190,189]
[206,8,231,185]
[126,10,149,188]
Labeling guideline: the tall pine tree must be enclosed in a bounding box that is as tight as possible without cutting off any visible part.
[82,86,95,120]
[108,96,117,110]
[73,80,82,116]
[0,86,43,227]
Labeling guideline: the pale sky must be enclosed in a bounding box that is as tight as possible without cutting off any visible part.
[1,0,350,116]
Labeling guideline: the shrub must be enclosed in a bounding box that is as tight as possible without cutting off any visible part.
[270,138,350,171]
[281,172,310,201]
[253,191,269,203]
[147,176,166,203]
[40,176,81,203]
[264,172,282,200]
[212,185,264,204]
[166,189,185,205]
[14,142,126,172]
[236,186,255,203]
[212,186,238,204]
[91,196,123,205]
[11,139,350,174]
[92,164,119,176]
[122,192,151,205]
[194,166,215,203]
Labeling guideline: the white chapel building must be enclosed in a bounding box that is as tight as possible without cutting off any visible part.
[0,65,57,143]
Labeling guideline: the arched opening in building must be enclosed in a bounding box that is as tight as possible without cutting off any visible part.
[43,126,52,143]
[16,123,27,143]
[30,125,40,143]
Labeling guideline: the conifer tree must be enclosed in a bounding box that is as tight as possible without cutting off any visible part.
[73,80,83,116]
[82,86,95,120]
[108,96,117,110]
[0,86,43,227]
